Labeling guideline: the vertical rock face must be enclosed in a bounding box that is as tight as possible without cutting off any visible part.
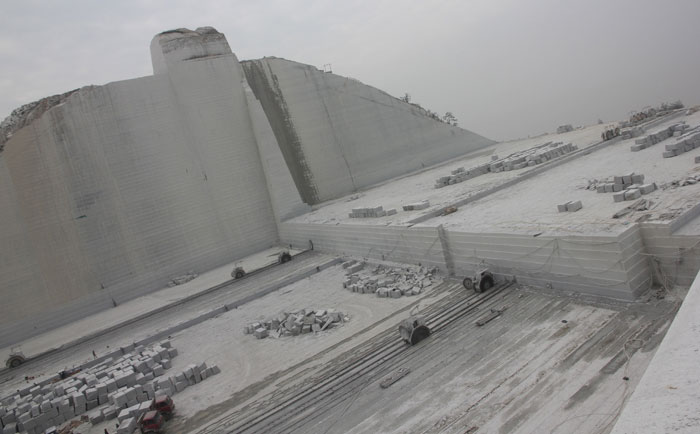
[0,26,494,345]
[242,58,496,203]
[0,28,280,345]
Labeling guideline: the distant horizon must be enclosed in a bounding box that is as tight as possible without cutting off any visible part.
[2,0,699,141]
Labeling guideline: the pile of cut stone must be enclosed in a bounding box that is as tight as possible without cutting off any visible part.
[402,200,430,211]
[0,342,219,434]
[662,125,700,158]
[167,270,198,287]
[244,309,348,339]
[341,260,436,298]
[349,205,397,218]
[620,126,645,140]
[434,141,578,188]
[630,122,693,152]
[591,173,657,203]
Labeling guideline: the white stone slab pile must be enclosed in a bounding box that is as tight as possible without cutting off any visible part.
[402,200,430,211]
[0,341,191,434]
[244,309,348,338]
[343,263,437,298]
[349,205,396,218]
[661,126,700,158]
[435,141,577,188]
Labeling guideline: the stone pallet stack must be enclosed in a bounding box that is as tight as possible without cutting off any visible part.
[662,126,700,158]
[348,205,397,218]
[402,201,430,211]
[243,308,348,339]
[0,342,219,434]
[630,122,691,152]
[342,262,436,298]
[434,141,578,189]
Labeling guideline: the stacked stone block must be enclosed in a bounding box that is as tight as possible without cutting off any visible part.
[595,173,646,193]
[342,262,437,298]
[661,126,700,158]
[349,206,397,218]
[0,342,220,434]
[435,141,578,189]
[402,201,430,211]
[630,122,696,152]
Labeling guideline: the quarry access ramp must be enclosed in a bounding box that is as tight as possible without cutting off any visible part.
[0,251,338,381]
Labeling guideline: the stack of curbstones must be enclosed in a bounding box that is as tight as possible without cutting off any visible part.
[0,342,220,434]
[342,262,437,298]
[434,142,578,189]
[402,201,430,211]
[244,308,348,339]
[348,206,397,218]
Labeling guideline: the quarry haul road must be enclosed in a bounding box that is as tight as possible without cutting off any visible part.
[179,282,678,434]
[179,280,514,433]
[0,252,337,391]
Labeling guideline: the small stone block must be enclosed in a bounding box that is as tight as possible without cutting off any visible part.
[566,200,582,212]
[624,189,641,200]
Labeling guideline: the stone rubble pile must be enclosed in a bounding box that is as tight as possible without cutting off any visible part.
[341,260,437,298]
[244,308,348,339]
[0,342,219,434]
[166,270,198,287]
[434,141,578,189]
[348,205,397,218]
[0,89,81,151]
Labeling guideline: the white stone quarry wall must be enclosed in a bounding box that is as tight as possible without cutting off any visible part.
[0,44,279,345]
[280,222,652,300]
[639,223,700,287]
[279,222,448,272]
[242,58,496,204]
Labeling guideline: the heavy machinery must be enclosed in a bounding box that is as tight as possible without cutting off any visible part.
[151,395,175,419]
[398,316,431,345]
[462,268,495,293]
[601,126,620,141]
[6,346,26,368]
[231,266,245,279]
[139,410,165,433]
[278,250,292,264]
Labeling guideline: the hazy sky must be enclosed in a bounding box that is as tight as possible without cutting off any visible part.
[2,0,699,141]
